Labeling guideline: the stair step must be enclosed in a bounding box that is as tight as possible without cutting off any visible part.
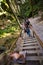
[26,40,37,42]
[25,39,37,41]
[21,46,40,50]
[22,41,37,44]
[21,43,38,46]
[25,50,43,54]
[25,37,36,39]
[26,56,43,61]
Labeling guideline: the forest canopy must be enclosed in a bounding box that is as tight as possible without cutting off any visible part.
[0,0,43,19]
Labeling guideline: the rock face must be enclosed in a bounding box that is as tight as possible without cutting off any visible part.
[29,16,43,47]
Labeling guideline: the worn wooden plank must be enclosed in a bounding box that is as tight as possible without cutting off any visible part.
[21,43,38,46]
[25,38,36,40]
[26,37,36,39]
[21,46,39,50]
[25,50,43,54]
[26,56,43,60]
[25,37,36,40]
[26,39,37,42]
[22,41,37,44]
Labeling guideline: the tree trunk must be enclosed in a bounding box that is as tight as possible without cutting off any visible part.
[9,0,21,27]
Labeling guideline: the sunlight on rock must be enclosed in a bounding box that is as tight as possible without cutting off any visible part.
[7,20,11,23]
[1,27,5,29]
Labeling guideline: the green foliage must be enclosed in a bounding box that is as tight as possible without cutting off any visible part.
[20,1,32,18]
[0,0,43,19]
[19,0,43,18]
[1,1,14,14]
[1,2,7,11]
[0,25,18,34]
[0,18,20,37]
[4,37,16,49]
[7,16,13,20]
[38,0,43,11]
[0,14,6,19]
